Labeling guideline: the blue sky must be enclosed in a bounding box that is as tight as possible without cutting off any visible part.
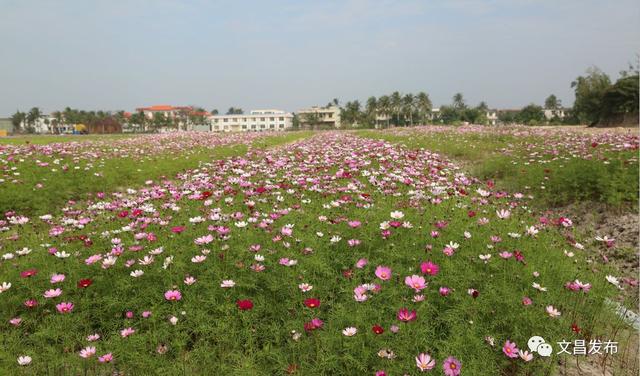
[0,0,638,116]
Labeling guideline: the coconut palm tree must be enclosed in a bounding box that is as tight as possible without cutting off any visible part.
[365,96,377,126]
[402,93,415,126]
[416,92,432,124]
[378,95,391,128]
[452,93,466,109]
[26,107,42,133]
[390,91,402,126]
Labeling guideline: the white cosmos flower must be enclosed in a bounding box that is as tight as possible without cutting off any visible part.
[0,282,12,293]
[17,355,32,366]
[130,270,144,278]
[342,327,357,336]
[390,211,404,219]
[220,280,235,288]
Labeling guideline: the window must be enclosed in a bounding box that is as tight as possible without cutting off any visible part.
[270,124,275,129]
[223,118,228,122]
[279,124,284,128]
[242,124,247,129]
[251,124,256,129]
[270,117,275,121]
[279,117,284,121]
[260,117,265,121]
[260,124,265,128]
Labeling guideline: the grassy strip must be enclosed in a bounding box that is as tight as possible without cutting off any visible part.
[0,132,313,215]
[356,130,639,209]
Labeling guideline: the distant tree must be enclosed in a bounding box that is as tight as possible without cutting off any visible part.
[518,104,545,125]
[390,91,402,126]
[544,94,561,109]
[211,109,219,115]
[415,92,432,124]
[452,93,466,109]
[341,100,363,127]
[571,67,612,125]
[477,101,489,112]
[51,111,63,134]
[377,95,391,128]
[402,93,415,126]
[598,74,639,125]
[365,96,377,126]
[26,107,42,133]
[10,110,26,133]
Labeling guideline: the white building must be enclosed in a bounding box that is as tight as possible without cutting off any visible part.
[209,110,293,132]
[486,110,498,125]
[297,106,341,128]
[544,108,566,120]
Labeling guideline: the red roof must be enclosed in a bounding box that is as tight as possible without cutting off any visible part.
[136,105,194,112]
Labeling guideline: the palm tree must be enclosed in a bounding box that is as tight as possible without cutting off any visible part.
[365,96,377,126]
[452,93,466,109]
[377,95,391,128]
[52,111,62,134]
[390,91,402,126]
[403,93,415,126]
[416,92,432,124]
[26,107,42,133]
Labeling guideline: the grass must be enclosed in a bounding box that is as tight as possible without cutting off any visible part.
[0,131,635,375]
[0,134,134,145]
[0,132,312,216]
[356,128,639,209]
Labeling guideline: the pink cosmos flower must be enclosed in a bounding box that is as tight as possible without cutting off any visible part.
[50,274,65,283]
[79,346,96,359]
[439,286,451,296]
[164,290,182,301]
[348,220,361,228]
[416,352,436,371]
[397,308,417,322]
[56,302,74,314]
[142,311,152,318]
[405,275,427,292]
[120,327,135,337]
[420,261,439,276]
[43,288,62,298]
[194,234,214,245]
[375,266,392,281]
[522,296,533,306]
[503,340,519,358]
[355,258,368,268]
[87,333,100,341]
[443,356,462,376]
[499,251,513,259]
[9,317,21,326]
[98,353,113,363]
[519,350,533,362]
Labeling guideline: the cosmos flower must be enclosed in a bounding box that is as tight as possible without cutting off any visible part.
[375,266,392,281]
[503,340,519,358]
[342,327,357,336]
[237,299,254,310]
[79,346,96,359]
[17,356,32,366]
[420,261,439,276]
[397,308,417,322]
[164,290,182,301]
[405,275,427,292]
[415,353,436,371]
[443,356,462,376]
[56,302,74,314]
[221,280,235,288]
[303,298,320,308]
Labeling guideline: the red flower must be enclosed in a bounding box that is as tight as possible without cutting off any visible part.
[372,325,384,334]
[20,269,38,278]
[77,279,93,288]
[201,191,213,200]
[236,299,254,311]
[571,323,581,334]
[304,298,320,308]
[117,210,129,218]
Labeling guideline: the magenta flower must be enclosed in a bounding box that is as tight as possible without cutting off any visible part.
[443,356,462,376]
[375,266,392,281]
[420,261,440,276]
[56,302,74,314]
[503,340,519,358]
[404,275,427,292]
[164,290,182,301]
[439,286,451,296]
[397,307,417,322]
[355,258,368,269]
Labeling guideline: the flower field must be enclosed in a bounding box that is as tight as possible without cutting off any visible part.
[0,129,637,375]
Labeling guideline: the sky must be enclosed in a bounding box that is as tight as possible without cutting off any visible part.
[0,0,638,116]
